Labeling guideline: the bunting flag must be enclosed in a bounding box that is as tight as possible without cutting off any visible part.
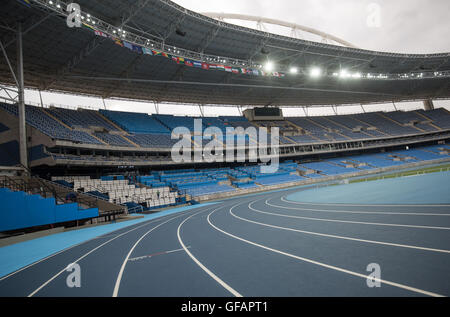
[123,41,133,50]
[18,0,31,6]
[142,47,154,55]
[114,38,124,47]
[94,30,108,38]
[86,26,289,79]
[82,23,95,31]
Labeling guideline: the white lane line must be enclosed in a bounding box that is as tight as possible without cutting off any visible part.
[256,200,450,230]
[27,210,195,297]
[206,206,444,297]
[243,201,450,254]
[177,209,243,297]
[280,196,450,208]
[128,247,189,262]
[1,211,194,283]
[276,197,450,216]
[112,211,199,297]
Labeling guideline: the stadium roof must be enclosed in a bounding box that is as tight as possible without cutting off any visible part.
[0,0,449,107]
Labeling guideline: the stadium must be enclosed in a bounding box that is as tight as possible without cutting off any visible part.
[0,0,449,301]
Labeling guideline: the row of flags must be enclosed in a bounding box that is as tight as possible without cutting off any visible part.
[93,28,286,79]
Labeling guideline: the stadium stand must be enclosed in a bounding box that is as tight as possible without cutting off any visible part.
[0,183,99,232]
[1,102,450,150]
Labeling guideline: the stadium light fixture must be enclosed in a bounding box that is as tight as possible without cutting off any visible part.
[264,61,274,72]
[352,72,362,79]
[309,67,321,78]
[290,67,298,74]
[339,69,350,78]
[49,1,53,5]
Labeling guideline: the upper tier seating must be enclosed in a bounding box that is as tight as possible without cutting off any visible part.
[100,110,170,134]
[416,108,450,129]
[0,103,102,145]
[352,112,419,136]
[387,111,438,132]
[47,108,119,131]
[2,102,449,149]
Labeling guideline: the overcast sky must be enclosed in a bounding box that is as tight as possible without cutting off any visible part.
[3,0,449,115]
[174,0,450,54]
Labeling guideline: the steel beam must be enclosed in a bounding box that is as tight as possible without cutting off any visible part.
[17,23,28,170]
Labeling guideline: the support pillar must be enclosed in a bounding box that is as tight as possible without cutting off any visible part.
[423,99,435,111]
[17,23,28,170]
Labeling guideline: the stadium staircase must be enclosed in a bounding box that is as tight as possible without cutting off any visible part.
[414,111,443,131]
[377,112,425,133]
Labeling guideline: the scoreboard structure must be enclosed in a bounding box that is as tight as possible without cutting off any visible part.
[243,107,284,121]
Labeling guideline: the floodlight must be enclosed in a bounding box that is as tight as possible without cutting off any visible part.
[309,67,321,78]
[264,61,274,71]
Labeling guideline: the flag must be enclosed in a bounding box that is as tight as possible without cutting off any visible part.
[161,52,169,58]
[185,60,194,67]
[94,30,108,38]
[216,65,225,71]
[224,66,232,72]
[82,23,95,31]
[132,44,143,54]
[252,69,260,76]
[209,64,217,70]
[18,0,31,6]
[123,41,133,50]
[240,68,247,74]
[142,47,154,55]
[231,68,239,74]
[193,61,202,68]
[201,63,209,70]
[114,38,124,47]
[177,57,185,65]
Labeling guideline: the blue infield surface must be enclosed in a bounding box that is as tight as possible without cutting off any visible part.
[0,174,449,297]
[286,171,450,205]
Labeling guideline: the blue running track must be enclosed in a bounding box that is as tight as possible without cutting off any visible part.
[0,173,449,297]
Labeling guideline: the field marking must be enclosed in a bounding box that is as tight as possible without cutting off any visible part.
[276,197,450,216]
[112,211,193,297]
[280,196,450,208]
[177,208,243,297]
[0,211,195,283]
[242,200,450,254]
[128,247,189,262]
[26,209,198,297]
[257,201,450,230]
[207,205,444,297]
